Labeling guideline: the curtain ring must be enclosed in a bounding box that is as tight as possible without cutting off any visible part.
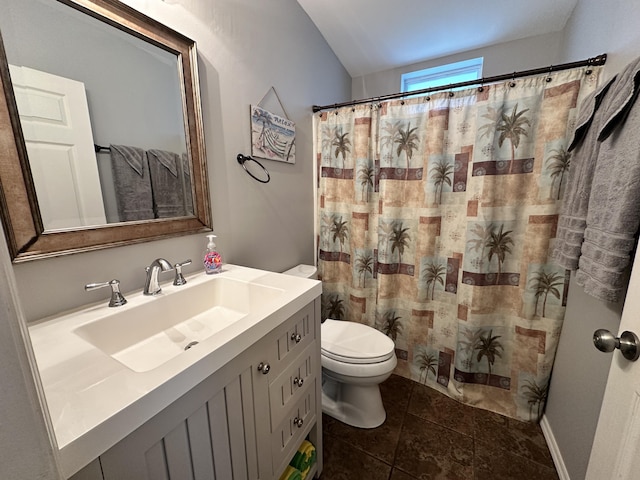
[478,78,484,92]
[546,65,553,82]
[509,72,516,88]
[237,153,270,183]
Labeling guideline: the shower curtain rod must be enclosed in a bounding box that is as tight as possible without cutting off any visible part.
[312,53,607,113]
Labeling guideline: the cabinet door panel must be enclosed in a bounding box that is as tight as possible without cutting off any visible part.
[67,459,104,480]
[209,389,233,479]
[145,442,169,480]
[186,405,215,480]
[101,363,266,480]
[224,376,249,480]
[165,422,195,479]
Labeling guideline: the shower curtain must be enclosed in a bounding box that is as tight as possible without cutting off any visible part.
[315,67,601,421]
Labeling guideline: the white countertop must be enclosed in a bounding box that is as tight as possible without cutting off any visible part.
[28,264,321,478]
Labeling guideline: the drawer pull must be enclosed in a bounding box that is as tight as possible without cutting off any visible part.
[257,362,271,374]
[294,417,304,428]
[291,332,302,343]
[293,376,304,387]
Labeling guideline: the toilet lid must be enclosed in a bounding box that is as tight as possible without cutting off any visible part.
[321,319,395,364]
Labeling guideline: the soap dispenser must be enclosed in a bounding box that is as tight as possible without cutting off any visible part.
[203,234,223,274]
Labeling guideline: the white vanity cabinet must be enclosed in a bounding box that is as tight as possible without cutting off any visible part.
[70,299,322,480]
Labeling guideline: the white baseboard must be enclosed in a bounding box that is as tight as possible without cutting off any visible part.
[540,414,570,480]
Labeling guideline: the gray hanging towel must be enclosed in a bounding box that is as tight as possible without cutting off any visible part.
[575,56,640,303]
[552,77,616,270]
[147,149,187,218]
[110,144,154,221]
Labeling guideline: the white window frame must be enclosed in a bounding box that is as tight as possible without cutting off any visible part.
[401,57,484,93]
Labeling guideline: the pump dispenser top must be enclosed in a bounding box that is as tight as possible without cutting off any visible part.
[203,234,222,274]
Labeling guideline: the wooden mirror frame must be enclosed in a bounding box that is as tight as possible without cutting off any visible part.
[0,0,211,262]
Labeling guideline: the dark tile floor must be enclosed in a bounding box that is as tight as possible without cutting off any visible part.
[319,374,559,480]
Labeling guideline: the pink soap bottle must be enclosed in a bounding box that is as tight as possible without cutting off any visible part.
[203,234,223,274]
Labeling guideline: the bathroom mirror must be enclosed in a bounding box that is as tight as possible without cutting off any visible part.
[0,0,211,262]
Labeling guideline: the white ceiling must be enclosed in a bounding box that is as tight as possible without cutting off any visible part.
[296,0,579,78]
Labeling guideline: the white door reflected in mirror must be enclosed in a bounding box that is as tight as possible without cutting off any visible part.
[10,65,106,230]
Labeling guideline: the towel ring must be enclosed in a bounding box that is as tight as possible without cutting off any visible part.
[237,153,271,183]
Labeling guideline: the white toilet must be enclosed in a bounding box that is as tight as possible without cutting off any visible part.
[283,265,397,429]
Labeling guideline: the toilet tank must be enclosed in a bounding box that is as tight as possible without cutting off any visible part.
[283,264,317,280]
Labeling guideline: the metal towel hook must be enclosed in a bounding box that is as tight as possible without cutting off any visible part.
[237,153,271,183]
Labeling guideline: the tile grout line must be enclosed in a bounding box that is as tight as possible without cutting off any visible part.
[387,379,416,479]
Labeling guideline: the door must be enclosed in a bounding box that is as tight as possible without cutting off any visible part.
[586,252,640,479]
[9,65,106,230]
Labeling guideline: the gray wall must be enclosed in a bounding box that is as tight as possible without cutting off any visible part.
[10,0,351,322]
[545,0,640,478]
[352,32,564,99]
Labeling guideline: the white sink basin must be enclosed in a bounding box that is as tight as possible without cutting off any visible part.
[74,276,283,372]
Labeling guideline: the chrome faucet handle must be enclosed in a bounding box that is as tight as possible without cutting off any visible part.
[85,279,127,307]
[173,259,192,286]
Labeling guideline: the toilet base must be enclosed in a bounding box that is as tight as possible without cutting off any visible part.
[321,377,386,429]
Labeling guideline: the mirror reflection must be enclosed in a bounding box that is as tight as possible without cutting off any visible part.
[1,0,193,231]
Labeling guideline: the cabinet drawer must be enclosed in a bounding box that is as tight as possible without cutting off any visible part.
[267,302,315,379]
[269,342,315,430]
[271,378,316,475]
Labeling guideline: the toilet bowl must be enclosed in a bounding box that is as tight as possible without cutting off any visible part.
[283,265,397,429]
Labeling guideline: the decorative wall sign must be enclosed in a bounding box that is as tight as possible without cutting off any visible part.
[250,105,296,164]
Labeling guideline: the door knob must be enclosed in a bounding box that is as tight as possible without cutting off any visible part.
[593,329,640,361]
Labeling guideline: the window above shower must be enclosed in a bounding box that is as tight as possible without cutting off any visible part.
[401,57,484,93]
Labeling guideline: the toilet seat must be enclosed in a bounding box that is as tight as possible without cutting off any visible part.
[321,319,395,364]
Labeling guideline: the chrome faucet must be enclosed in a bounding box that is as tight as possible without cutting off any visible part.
[143,258,173,295]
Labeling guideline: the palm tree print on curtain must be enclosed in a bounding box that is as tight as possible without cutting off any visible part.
[390,221,411,273]
[486,224,515,285]
[330,215,348,259]
[521,377,549,421]
[322,293,345,320]
[393,122,420,180]
[475,329,504,384]
[531,267,565,317]
[357,161,375,201]
[430,157,454,204]
[422,260,446,300]
[316,69,601,422]
[546,147,571,200]
[332,128,351,169]
[379,310,403,342]
[414,346,438,384]
[354,251,374,288]
[478,103,533,174]
[466,222,495,271]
